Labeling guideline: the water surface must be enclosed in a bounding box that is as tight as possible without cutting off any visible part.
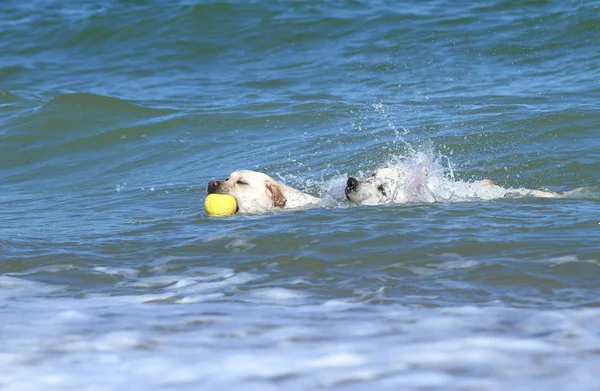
[1,1,600,389]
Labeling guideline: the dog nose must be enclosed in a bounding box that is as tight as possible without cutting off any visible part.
[345,177,359,194]
[207,180,220,194]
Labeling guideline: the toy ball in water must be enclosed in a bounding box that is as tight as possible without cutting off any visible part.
[205,194,237,216]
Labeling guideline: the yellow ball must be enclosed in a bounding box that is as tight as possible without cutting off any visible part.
[204,194,237,217]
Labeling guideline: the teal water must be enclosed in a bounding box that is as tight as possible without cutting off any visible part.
[1,1,600,389]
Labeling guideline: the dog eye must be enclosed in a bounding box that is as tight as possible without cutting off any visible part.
[236,180,248,185]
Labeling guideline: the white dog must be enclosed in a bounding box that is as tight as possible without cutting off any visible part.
[207,170,320,214]
[345,165,559,205]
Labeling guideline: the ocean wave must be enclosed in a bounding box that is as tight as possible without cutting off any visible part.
[0,93,177,176]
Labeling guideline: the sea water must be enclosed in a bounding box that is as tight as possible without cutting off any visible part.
[1,1,599,389]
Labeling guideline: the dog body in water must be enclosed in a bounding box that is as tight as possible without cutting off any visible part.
[345,164,559,205]
[207,164,566,214]
[207,170,320,214]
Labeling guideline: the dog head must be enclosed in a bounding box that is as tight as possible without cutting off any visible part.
[207,170,287,214]
[345,166,414,205]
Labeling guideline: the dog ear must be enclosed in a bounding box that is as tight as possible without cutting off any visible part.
[476,179,497,187]
[265,180,287,208]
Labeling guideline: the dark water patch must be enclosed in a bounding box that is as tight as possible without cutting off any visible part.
[0,93,181,186]
[0,65,30,84]
[43,93,174,118]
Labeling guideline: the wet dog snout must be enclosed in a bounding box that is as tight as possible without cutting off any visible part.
[345,177,359,196]
[207,180,220,194]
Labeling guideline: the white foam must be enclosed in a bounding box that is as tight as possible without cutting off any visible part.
[544,255,600,267]
[93,266,139,279]
[202,233,257,252]
[1,275,600,390]
[247,287,308,303]
[165,272,261,295]
[131,275,182,288]
[314,174,350,204]
[0,275,60,300]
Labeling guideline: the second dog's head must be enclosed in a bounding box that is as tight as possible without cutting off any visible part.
[345,166,416,205]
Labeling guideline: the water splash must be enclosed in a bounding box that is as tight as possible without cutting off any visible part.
[300,144,571,206]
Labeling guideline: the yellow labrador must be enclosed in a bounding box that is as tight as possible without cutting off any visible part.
[207,170,320,214]
[345,165,559,205]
